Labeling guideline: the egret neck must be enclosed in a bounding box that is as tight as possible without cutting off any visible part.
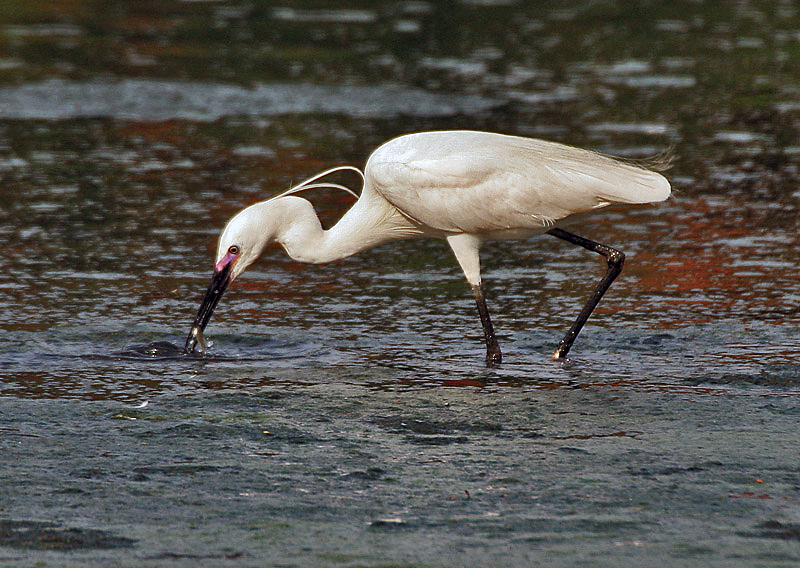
[264,193,423,264]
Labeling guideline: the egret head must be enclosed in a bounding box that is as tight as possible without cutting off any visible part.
[184,202,277,353]
[215,203,277,280]
[182,164,363,355]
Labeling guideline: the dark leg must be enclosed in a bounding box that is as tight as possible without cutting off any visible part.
[546,227,625,360]
[471,284,502,366]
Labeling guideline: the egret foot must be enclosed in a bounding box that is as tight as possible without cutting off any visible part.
[486,344,502,366]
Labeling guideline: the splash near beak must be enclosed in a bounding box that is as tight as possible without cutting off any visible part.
[184,254,237,354]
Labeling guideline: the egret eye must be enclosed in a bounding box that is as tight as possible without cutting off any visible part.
[228,245,240,255]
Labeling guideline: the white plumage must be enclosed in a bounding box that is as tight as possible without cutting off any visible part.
[185,130,671,363]
[367,131,669,235]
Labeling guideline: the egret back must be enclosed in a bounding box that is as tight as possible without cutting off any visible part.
[365,130,670,235]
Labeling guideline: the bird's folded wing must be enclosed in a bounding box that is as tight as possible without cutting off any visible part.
[367,131,670,235]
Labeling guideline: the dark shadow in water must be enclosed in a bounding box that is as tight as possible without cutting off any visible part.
[77,338,326,362]
[118,340,192,359]
[0,519,135,551]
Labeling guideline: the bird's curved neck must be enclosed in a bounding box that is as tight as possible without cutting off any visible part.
[272,194,417,264]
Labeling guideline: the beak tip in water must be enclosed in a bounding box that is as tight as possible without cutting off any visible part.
[184,326,208,355]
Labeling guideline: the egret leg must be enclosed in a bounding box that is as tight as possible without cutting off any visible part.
[471,284,502,366]
[546,227,625,360]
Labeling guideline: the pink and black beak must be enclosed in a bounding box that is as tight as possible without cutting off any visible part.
[184,248,239,353]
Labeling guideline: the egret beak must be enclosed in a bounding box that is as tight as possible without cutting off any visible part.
[184,254,237,353]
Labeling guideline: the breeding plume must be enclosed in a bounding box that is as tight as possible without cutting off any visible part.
[184,130,670,363]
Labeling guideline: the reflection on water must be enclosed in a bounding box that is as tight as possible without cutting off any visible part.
[0,0,798,402]
[0,80,499,121]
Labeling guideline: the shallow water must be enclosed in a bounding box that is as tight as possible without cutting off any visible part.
[1,1,799,566]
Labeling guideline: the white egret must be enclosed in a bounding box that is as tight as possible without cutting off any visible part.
[184,130,670,363]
